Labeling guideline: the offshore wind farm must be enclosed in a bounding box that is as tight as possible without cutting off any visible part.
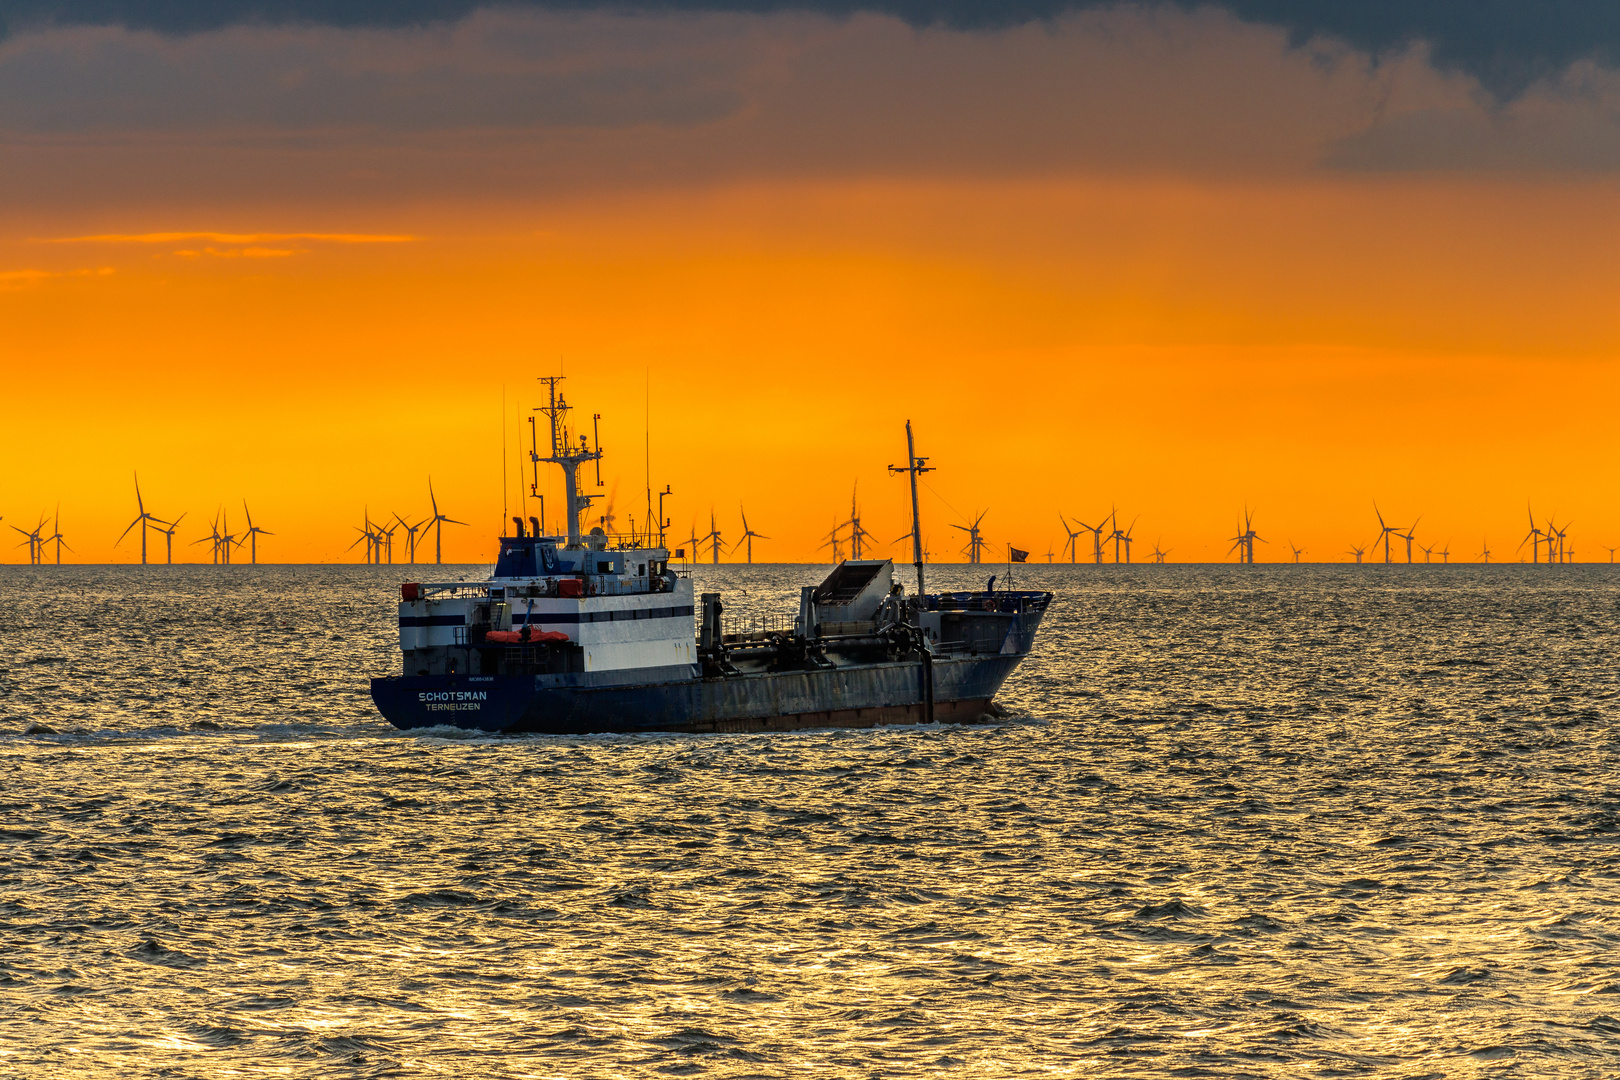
[6,467,1609,565]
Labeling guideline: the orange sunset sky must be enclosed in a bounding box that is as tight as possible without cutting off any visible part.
[3,5,1619,563]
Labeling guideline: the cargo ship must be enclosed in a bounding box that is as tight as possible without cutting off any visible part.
[370,377,1052,734]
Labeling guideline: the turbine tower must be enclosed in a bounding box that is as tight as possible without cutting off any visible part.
[1480,538,1492,563]
[242,501,273,565]
[426,479,467,565]
[1347,544,1366,564]
[1288,541,1304,563]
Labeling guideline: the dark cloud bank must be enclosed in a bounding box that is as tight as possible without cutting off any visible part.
[2,0,1615,98]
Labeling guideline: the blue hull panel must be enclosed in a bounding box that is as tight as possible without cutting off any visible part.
[371,654,1022,735]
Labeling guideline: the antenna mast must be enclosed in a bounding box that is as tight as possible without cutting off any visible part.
[889,420,933,595]
[530,376,603,547]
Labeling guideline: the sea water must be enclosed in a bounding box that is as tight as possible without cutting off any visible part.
[2,563,1617,1077]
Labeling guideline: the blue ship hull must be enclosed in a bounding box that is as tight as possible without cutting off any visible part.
[371,653,1024,735]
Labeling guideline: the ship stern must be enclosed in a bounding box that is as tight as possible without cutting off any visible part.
[370,674,535,732]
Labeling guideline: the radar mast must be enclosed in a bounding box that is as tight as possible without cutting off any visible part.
[529,376,603,547]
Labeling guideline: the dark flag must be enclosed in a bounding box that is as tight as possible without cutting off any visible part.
[1010,547,1029,563]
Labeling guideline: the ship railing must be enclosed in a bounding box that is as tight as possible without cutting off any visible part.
[720,612,791,643]
[581,530,670,552]
[419,582,492,599]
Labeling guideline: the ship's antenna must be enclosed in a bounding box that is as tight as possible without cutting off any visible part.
[593,413,604,489]
[501,384,508,532]
[644,366,652,548]
[888,420,933,596]
[514,391,527,530]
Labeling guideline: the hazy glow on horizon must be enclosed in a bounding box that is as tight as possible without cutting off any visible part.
[2,8,1618,564]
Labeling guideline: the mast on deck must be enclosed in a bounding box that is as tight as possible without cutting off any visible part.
[529,376,603,547]
[889,420,933,596]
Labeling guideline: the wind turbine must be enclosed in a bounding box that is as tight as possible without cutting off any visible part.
[681,520,702,564]
[1150,540,1169,564]
[1547,517,1570,564]
[45,507,71,565]
[821,518,846,564]
[1076,517,1108,564]
[242,501,273,565]
[1519,505,1545,564]
[218,509,241,565]
[1347,544,1366,564]
[731,505,769,564]
[117,473,164,565]
[952,510,989,564]
[426,479,467,565]
[1438,541,1451,564]
[1288,540,1304,563]
[1419,542,1434,564]
[1480,538,1492,563]
[703,510,723,565]
[846,485,874,560]
[395,513,425,564]
[377,517,401,564]
[1058,515,1084,563]
[158,511,187,564]
[1605,545,1617,564]
[1373,504,1403,564]
[347,510,379,564]
[11,514,46,565]
[1104,509,1131,564]
[1400,514,1423,564]
[1228,507,1264,564]
[1117,515,1138,564]
[1044,544,1056,563]
[193,512,226,565]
